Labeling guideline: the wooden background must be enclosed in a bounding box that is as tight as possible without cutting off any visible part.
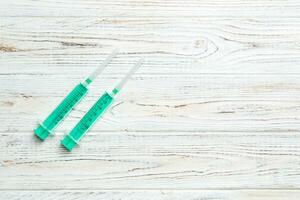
[1,0,300,199]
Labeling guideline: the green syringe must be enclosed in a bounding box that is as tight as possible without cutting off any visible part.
[61,59,143,151]
[34,50,118,141]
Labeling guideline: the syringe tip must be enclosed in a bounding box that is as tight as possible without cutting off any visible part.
[130,58,144,73]
[114,58,143,93]
[111,48,119,57]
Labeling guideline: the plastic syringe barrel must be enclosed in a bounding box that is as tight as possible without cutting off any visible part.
[61,59,143,151]
[61,92,113,151]
[34,83,88,140]
[34,50,117,140]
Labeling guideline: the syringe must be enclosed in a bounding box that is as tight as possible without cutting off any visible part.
[61,59,143,151]
[34,50,118,141]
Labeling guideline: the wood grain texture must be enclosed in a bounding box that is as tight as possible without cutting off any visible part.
[1,190,300,200]
[1,132,300,189]
[1,0,300,18]
[1,74,300,133]
[1,0,300,198]
[1,17,300,74]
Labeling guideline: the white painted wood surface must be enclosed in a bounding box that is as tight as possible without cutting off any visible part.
[1,0,300,199]
[1,190,300,200]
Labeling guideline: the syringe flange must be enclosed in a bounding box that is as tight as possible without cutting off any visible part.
[34,122,54,140]
[61,134,79,151]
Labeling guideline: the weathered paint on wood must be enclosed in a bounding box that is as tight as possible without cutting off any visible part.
[1,132,300,189]
[1,190,300,200]
[1,0,300,198]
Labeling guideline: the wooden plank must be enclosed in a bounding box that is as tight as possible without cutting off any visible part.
[1,74,300,133]
[2,74,300,99]
[1,132,300,189]
[1,0,300,18]
[1,17,300,74]
[1,190,300,200]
